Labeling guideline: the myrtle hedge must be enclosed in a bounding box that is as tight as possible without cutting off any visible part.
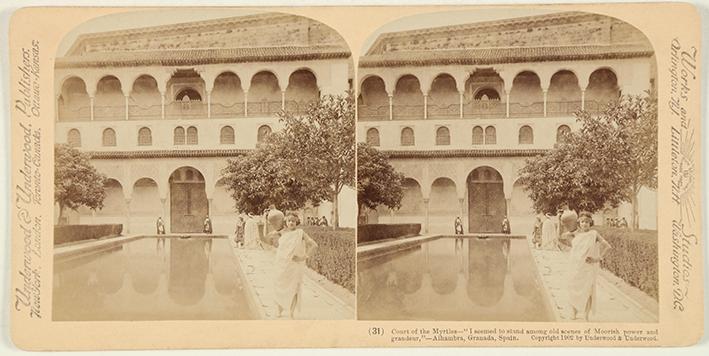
[303,226,355,293]
[357,224,421,244]
[595,226,658,300]
[54,224,123,246]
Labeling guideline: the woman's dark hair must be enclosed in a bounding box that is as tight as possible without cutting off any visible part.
[285,212,301,226]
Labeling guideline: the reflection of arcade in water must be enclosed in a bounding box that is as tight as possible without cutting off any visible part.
[357,237,554,321]
[53,237,255,320]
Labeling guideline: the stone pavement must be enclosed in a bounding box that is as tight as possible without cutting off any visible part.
[530,244,659,323]
[230,239,355,320]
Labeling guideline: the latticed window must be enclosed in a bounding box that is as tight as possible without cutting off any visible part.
[401,127,414,146]
[366,128,380,146]
[67,129,81,147]
[174,127,185,145]
[519,125,533,144]
[220,126,235,144]
[257,125,272,144]
[436,126,450,145]
[557,125,571,143]
[485,126,496,144]
[138,127,152,146]
[102,128,116,146]
[186,126,198,145]
[472,126,484,145]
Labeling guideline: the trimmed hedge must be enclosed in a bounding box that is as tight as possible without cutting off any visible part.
[54,224,123,246]
[357,224,421,244]
[303,226,355,293]
[595,227,658,300]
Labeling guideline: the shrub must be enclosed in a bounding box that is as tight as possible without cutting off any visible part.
[303,226,355,293]
[54,224,123,246]
[595,227,658,300]
[357,224,421,244]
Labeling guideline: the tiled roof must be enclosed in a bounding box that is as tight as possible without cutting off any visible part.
[382,149,548,158]
[359,44,653,68]
[56,46,351,68]
[87,149,252,159]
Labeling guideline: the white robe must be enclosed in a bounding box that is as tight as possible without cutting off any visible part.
[273,229,306,313]
[541,218,558,250]
[243,216,262,249]
[568,230,601,316]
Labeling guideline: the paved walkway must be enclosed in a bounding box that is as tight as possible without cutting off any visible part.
[530,244,659,323]
[230,239,355,320]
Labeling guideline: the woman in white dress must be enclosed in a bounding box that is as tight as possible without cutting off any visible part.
[243,213,261,249]
[541,213,558,250]
[568,212,612,321]
[270,212,318,319]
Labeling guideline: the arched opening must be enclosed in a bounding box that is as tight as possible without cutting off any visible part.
[130,178,161,232]
[169,167,208,233]
[220,126,235,144]
[174,126,185,145]
[248,71,281,116]
[213,178,234,215]
[466,166,506,233]
[472,126,484,145]
[484,126,496,145]
[392,75,423,120]
[547,70,582,116]
[102,128,116,147]
[212,72,244,118]
[436,126,450,145]
[390,178,424,216]
[130,75,161,120]
[400,127,414,146]
[67,129,81,147]
[96,178,126,216]
[167,69,206,118]
[358,76,388,121]
[510,179,535,234]
[256,125,272,144]
[509,71,543,117]
[518,125,533,144]
[138,127,152,146]
[366,128,380,146]
[428,74,459,119]
[58,77,90,121]
[465,69,504,118]
[94,75,125,120]
[556,125,571,143]
[285,69,319,114]
[586,68,620,112]
[429,177,458,233]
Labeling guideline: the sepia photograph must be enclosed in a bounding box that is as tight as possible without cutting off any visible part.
[356,10,659,322]
[51,9,356,321]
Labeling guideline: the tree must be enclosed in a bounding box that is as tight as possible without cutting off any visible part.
[54,144,107,224]
[221,93,355,227]
[518,93,657,230]
[356,142,404,223]
[221,143,321,215]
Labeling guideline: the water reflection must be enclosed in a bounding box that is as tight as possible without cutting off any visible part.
[357,237,554,321]
[53,237,254,320]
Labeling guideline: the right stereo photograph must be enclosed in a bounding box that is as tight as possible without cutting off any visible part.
[356,10,658,323]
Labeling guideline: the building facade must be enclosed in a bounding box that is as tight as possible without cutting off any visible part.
[357,12,657,234]
[55,13,354,233]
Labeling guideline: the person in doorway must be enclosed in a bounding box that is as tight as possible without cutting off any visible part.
[203,215,213,234]
[501,216,511,234]
[156,217,165,235]
[568,212,612,321]
[270,212,318,319]
[454,216,464,235]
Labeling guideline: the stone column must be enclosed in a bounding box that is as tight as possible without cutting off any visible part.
[388,95,393,121]
[281,91,286,110]
[423,93,428,119]
[542,89,548,117]
[125,198,131,234]
[160,93,166,119]
[581,89,586,110]
[458,198,465,232]
[459,91,464,118]
[424,198,430,233]
[54,95,60,122]
[244,90,249,117]
[124,95,130,120]
[505,93,511,118]
[207,90,212,118]
[89,96,95,121]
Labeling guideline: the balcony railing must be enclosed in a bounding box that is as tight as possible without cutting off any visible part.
[94,104,126,120]
[467,100,505,118]
[393,104,424,120]
[358,104,388,121]
[428,103,459,119]
[58,105,91,121]
[212,102,245,118]
[284,100,316,115]
[547,101,582,117]
[248,100,282,117]
[509,102,544,118]
[128,104,162,120]
[167,100,206,118]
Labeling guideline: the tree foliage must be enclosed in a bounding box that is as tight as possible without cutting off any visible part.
[54,144,107,223]
[356,142,404,218]
[221,93,355,226]
[518,93,657,227]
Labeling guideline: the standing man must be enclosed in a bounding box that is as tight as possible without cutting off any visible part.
[203,215,213,234]
[501,216,511,234]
